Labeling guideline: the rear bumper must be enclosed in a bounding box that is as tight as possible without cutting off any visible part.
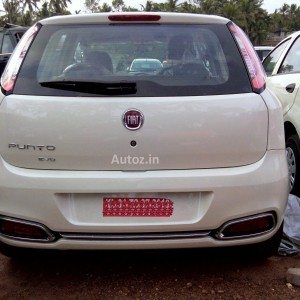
[0,150,289,250]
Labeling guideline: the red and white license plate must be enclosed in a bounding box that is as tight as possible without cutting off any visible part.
[103,197,174,217]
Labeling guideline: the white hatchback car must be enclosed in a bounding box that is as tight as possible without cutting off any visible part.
[0,13,288,257]
[254,46,274,61]
[129,58,163,74]
[263,32,300,196]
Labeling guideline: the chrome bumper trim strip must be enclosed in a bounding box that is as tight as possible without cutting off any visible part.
[61,231,211,241]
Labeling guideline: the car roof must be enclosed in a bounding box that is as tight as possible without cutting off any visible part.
[288,31,300,39]
[0,25,27,33]
[40,12,229,26]
[277,31,300,45]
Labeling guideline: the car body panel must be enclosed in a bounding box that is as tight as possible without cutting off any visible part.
[40,12,229,26]
[263,31,300,194]
[0,12,289,251]
[266,73,300,114]
[264,31,300,130]
[0,25,27,76]
[260,90,285,150]
[0,150,289,249]
[0,93,268,171]
[284,102,300,137]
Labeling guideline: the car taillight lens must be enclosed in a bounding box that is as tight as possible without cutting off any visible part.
[1,23,40,94]
[228,22,266,94]
[108,14,161,22]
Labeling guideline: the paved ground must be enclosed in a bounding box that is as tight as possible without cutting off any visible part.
[0,249,299,299]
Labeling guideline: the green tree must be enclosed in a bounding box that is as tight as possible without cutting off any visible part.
[34,0,72,20]
[112,0,125,12]
[36,2,52,19]
[100,3,112,12]
[271,3,300,32]
[165,0,179,12]
[85,0,100,13]
[48,0,71,15]
[151,3,166,11]
[21,0,39,13]
[2,0,21,24]
[221,1,240,20]
[111,0,137,12]
[288,4,300,30]
[179,1,199,13]
[84,0,112,13]
[194,0,269,45]
[18,11,34,26]
[141,1,153,11]
[123,6,139,12]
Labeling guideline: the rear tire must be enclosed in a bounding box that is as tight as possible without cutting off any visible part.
[286,134,300,197]
[0,241,37,259]
[246,223,283,258]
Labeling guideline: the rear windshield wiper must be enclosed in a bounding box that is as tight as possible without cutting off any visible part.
[39,81,137,95]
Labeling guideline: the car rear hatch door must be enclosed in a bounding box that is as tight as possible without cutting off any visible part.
[0,92,268,170]
[0,21,268,171]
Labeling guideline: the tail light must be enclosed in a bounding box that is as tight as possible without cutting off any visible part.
[228,22,266,94]
[1,23,41,94]
[108,14,161,22]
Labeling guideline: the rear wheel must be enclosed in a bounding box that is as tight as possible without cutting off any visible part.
[0,241,28,258]
[234,223,283,259]
[286,135,300,197]
[252,223,283,258]
[0,241,45,259]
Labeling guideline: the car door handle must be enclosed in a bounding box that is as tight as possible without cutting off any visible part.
[286,83,296,93]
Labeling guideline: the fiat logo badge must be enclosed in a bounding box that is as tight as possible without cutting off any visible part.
[123,109,144,130]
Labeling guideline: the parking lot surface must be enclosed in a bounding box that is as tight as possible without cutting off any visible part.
[0,249,299,299]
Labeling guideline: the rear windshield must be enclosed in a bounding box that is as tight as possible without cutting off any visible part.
[14,24,251,97]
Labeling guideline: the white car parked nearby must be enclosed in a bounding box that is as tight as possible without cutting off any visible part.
[254,46,274,61]
[0,12,288,257]
[129,58,163,74]
[263,32,300,197]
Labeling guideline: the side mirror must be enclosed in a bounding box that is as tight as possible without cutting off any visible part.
[0,53,11,77]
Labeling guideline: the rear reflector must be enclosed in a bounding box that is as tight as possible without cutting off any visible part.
[216,213,275,239]
[228,22,266,94]
[108,14,161,22]
[0,216,55,242]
